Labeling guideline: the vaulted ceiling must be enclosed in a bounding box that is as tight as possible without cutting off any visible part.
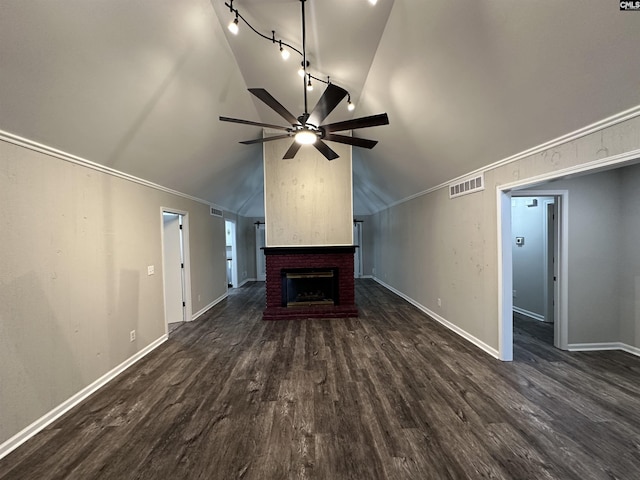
[2,1,640,216]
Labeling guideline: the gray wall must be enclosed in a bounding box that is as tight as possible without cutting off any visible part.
[371,115,640,352]
[237,216,262,283]
[544,171,621,344]
[620,164,640,347]
[0,139,227,445]
[359,215,376,277]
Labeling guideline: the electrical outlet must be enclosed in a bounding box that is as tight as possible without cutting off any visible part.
[147,265,154,275]
[130,330,136,342]
[198,294,201,302]
[513,289,517,298]
[437,298,442,307]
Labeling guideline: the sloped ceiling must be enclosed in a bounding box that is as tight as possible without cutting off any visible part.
[2,1,640,217]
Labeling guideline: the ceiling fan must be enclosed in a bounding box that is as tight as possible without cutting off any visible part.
[220,84,389,161]
[219,0,389,161]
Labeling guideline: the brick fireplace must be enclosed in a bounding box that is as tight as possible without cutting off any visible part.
[262,246,358,320]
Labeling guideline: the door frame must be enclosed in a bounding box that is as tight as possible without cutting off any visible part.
[497,148,640,361]
[160,207,192,332]
[225,219,238,288]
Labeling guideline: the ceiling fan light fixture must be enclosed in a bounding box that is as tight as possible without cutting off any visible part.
[295,129,317,145]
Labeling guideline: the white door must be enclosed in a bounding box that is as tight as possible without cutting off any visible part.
[256,223,266,281]
[163,213,186,325]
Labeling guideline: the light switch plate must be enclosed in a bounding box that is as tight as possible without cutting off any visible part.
[147,265,154,275]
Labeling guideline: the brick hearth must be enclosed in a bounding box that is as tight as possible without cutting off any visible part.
[262,246,359,320]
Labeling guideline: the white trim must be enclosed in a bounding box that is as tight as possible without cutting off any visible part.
[192,292,228,321]
[360,275,374,279]
[373,278,500,360]
[0,335,168,461]
[513,306,545,322]
[0,130,229,214]
[568,342,640,358]
[383,106,640,212]
[497,189,513,361]
[499,149,640,192]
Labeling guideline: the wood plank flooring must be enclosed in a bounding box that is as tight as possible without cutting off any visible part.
[2,280,640,479]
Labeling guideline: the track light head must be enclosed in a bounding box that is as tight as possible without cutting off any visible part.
[228,16,239,35]
[279,41,290,60]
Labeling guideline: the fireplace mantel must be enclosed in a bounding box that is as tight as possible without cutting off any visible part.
[262,246,357,255]
[262,246,358,320]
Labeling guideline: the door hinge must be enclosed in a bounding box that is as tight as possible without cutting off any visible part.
[181,263,184,269]
[179,224,183,230]
[554,276,557,281]
[182,301,186,307]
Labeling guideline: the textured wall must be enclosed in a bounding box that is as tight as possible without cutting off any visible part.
[372,115,640,352]
[0,139,227,445]
[263,139,353,247]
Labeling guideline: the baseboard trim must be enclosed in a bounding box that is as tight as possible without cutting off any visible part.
[373,278,500,360]
[191,292,228,321]
[513,306,546,322]
[0,334,168,461]
[238,278,257,288]
[568,342,640,358]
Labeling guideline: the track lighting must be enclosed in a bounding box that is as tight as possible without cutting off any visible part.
[228,15,239,35]
[224,0,357,113]
[279,41,290,60]
[368,0,378,5]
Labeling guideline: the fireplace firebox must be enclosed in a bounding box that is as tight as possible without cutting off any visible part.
[282,268,339,307]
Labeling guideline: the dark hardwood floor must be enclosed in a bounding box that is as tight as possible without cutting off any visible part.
[2,280,640,479]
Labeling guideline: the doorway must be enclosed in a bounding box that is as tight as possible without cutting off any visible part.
[498,188,569,361]
[225,220,238,288]
[511,195,558,346]
[255,222,266,282]
[162,209,191,334]
[353,221,363,278]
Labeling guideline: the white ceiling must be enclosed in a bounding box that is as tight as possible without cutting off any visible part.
[2,1,640,216]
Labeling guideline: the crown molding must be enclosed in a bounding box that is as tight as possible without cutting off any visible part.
[0,129,229,213]
[382,104,640,212]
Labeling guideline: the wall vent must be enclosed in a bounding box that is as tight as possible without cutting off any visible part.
[210,206,223,217]
[449,173,484,199]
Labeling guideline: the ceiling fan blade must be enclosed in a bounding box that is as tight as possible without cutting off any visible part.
[324,133,378,149]
[314,140,340,160]
[240,134,291,145]
[248,88,299,125]
[307,83,348,127]
[322,113,389,133]
[219,116,291,132]
[283,141,302,159]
